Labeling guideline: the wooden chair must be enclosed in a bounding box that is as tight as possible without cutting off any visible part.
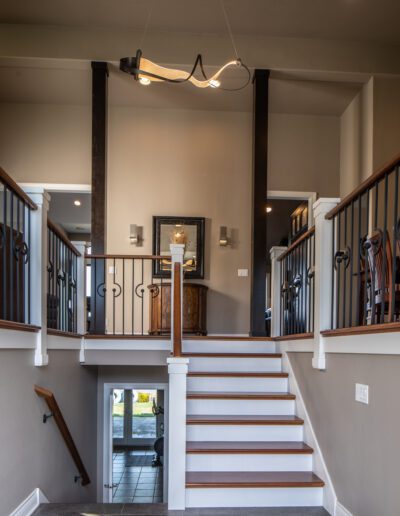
[365,230,400,322]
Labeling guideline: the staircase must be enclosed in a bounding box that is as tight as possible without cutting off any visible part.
[182,338,325,508]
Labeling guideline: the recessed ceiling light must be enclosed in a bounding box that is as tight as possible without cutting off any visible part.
[266,206,272,213]
[74,200,81,206]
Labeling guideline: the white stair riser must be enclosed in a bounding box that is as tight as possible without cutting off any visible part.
[183,340,276,354]
[188,357,282,373]
[186,487,323,508]
[187,399,295,416]
[186,424,303,442]
[187,376,288,392]
[186,453,312,472]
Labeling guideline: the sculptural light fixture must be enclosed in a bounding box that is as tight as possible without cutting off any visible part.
[120,50,251,90]
[120,0,250,91]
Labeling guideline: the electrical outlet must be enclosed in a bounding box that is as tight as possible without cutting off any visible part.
[355,383,369,404]
[238,269,248,277]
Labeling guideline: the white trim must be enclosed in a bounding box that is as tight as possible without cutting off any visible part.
[267,190,317,226]
[102,382,169,504]
[9,488,48,516]
[85,339,170,351]
[324,331,400,354]
[19,182,91,193]
[276,338,314,353]
[47,335,81,350]
[335,500,353,516]
[0,328,36,349]
[283,352,337,515]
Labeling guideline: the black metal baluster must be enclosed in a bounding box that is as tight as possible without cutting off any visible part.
[391,167,399,322]
[27,207,31,324]
[356,195,362,326]
[122,258,125,335]
[331,216,335,329]
[342,207,348,328]
[336,212,341,328]
[22,202,26,323]
[363,190,370,326]
[131,259,135,335]
[113,257,116,335]
[312,233,315,332]
[9,192,14,321]
[381,174,389,324]
[141,259,144,335]
[349,201,354,327]
[2,187,7,320]
[370,184,378,324]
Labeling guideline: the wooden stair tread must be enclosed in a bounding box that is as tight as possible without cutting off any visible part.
[186,471,325,488]
[187,391,295,400]
[186,415,304,425]
[182,353,282,358]
[186,441,313,454]
[188,372,288,378]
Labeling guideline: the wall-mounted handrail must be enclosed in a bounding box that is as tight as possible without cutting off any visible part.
[0,167,38,210]
[326,152,400,220]
[277,226,315,262]
[172,262,182,356]
[47,219,81,257]
[34,385,90,486]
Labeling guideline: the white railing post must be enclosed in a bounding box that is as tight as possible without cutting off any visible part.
[24,187,50,366]
[270,246,287,337]
[167,356,189,510]
[72,242,87,363]
[170,243,184,352]
[312,198,340,370]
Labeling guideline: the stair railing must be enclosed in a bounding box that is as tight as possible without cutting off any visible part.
[34,384,90,485]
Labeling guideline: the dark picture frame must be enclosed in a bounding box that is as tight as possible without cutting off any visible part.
[152,216,205,279]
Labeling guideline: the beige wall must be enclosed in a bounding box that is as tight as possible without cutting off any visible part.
[373,76,400,171]
[0,103,91,184]
[107,106,340,333]
[289,352,400,516]
[339,78,374,198]
[0,350,97,515]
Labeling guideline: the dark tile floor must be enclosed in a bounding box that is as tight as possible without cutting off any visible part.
[33,504,330,516]
[112,449,163,504]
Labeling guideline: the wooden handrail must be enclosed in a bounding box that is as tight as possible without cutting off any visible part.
[47,219,81,256]
[86,254,170,260]
[0,166,38,210]
[277,226,315,262]
[326,152,400,220]
[173,262,182,356]
[34,385,90,486]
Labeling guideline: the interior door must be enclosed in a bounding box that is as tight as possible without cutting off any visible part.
[103,390,114,502]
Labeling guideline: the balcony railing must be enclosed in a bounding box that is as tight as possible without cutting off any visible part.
[326,154,400,330]
[0,167,37,325]
[47,219,81,333]
[86,254,172,336]
[277,227,315,337]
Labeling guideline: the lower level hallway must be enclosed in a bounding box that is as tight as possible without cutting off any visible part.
[33,504,329,515]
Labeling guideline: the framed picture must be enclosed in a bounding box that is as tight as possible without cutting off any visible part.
[152,216,205,278]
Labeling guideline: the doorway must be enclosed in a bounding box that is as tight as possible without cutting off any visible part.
[103,383,168,504]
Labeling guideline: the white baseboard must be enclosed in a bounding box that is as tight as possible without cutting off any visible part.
[283,352,337,515]
[335,501,353,516]
[9,488,49,516]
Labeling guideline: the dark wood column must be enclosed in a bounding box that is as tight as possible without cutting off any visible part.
[250,69,270,336]
[91,61,108,334]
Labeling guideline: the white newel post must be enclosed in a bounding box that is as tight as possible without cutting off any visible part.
[24,188,50,366]
[167,356,189,510]
[169,243,184,351]
[270,246,287,337]
[72,242,87,363]
[312,198,340,370]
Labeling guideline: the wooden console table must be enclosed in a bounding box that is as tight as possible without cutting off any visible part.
[147,283,208,335]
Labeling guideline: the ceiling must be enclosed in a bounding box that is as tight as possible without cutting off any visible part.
[1,0,400,46]
[0,58,362,115]
[48,192,91,234]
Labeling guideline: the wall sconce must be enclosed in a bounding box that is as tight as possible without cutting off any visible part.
[219,226,230,246]
[130,224,143,246]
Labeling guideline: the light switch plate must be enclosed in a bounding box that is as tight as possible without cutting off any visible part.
[238,269,248,277]
[355,383,369,404]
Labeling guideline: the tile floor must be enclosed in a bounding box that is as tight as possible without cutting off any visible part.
[112,448,163,504]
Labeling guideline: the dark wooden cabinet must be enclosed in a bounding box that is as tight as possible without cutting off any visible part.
[148,283,208,335]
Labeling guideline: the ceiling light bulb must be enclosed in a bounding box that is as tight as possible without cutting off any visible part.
[139,76,151,86]
[74,200,81,207]
[209,79,221,89]
[266,206,272,213]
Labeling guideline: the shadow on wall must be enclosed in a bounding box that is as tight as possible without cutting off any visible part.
[207,289,245,334]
